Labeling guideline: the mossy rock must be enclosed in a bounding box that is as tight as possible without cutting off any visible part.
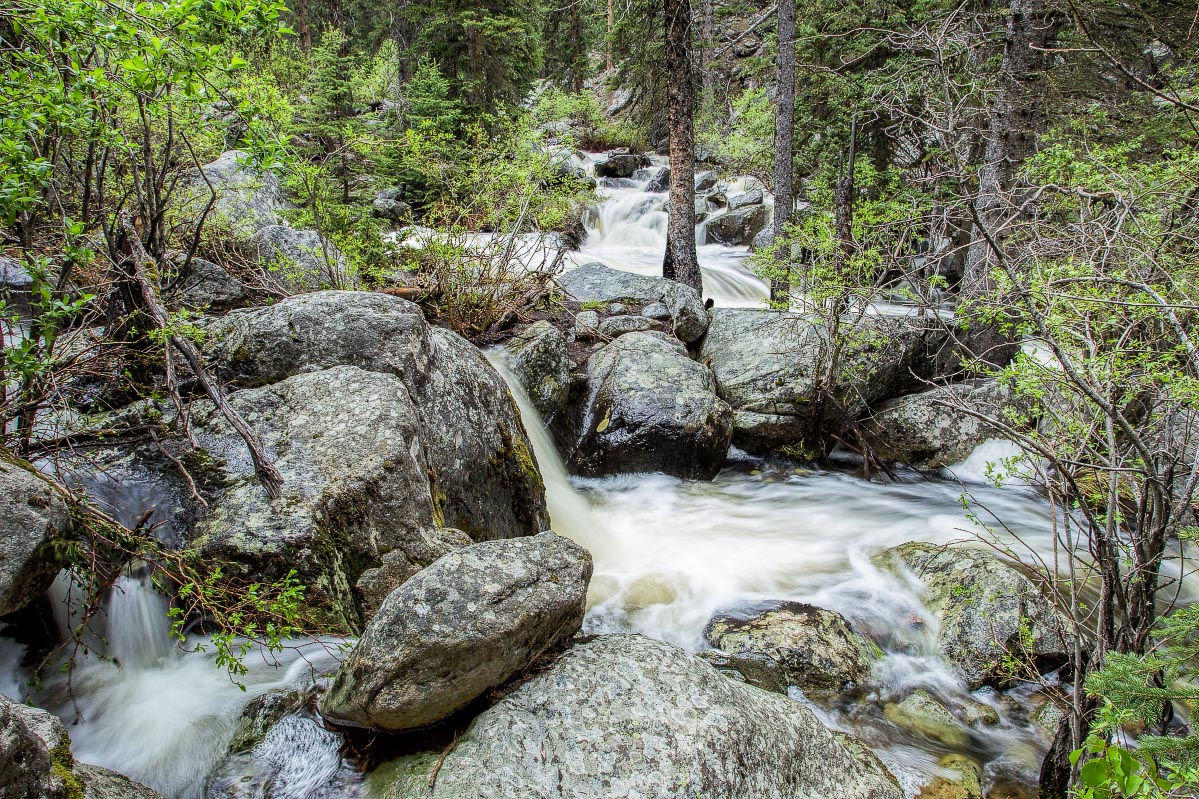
[883,690,972,748]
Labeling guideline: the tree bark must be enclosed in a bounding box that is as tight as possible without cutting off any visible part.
[961,0,1061,299]
[607,0,615,72]
[663,0,702,293]
[769,0,796,303]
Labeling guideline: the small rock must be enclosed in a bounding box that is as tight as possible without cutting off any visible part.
[917,754,983,799]
[884,690,972,747]
[0,256,33,290]
[574,310,601,339]
[597,314,657,338]
[705,205,769,246]
[608,302,627,314]
[641,302,671,321]
[594,150,646,179]
[704,601,882,693]
[727,187,764,210]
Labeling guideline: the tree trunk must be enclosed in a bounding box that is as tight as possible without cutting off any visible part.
[295,0,312,51]
[663,0,702,292]
[607,0,615,72]
[961,0,1060,299]
[769,0,796,303]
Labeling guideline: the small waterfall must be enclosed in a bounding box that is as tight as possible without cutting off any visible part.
[106,574,174,670]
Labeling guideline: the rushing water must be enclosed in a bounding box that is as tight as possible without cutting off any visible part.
[0,156,1119,798]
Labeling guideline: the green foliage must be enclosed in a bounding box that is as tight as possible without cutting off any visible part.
[531,88,648,151]
[405,60,464,137]
[1071,736,1199,798]
[698,88,775,184]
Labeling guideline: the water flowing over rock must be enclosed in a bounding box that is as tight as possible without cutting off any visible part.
[320,532,592,731]
[0,457,70,616]
[700,309,958,454]
[566,332,733,480]
[644,166,670,193]
[704,601,883,694]
[504,321,572,420]
[372,634,903,799]
[176,150,286,237]
[861,380,1015,468]
[557,262,709,343]
[882,543,1073,688]
[883,690,972,747]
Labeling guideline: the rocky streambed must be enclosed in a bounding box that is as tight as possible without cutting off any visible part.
[0,152,1126,799]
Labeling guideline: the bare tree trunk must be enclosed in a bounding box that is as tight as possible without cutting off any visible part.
[295,0,312,51]
[962,0,1060,299]
[663,0,702,292]
[607,0,615,71]
[769,0,796,303]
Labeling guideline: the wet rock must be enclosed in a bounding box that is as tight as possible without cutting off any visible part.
[203,291,548,547]
[1,694,163,799]
[956,696,1001,727]
[205,713,358,799]
[566,332,733,480]
[705,205,769,246]
[703,601,882,694]
[645,166,670,193]
[320,532,591,731]
[168,256,249,312]
[593,150,647,179]
[751,228,773,252]
[727,187,764,210]
[696,649,788,694]
[370,634,902,799]
[700,309,958,454]
[0,457,71,616]
[883,690,971,747]
[251,225,354,292]
[355,527,472,620]
[505,321,571,420]
[882,543,1073,688]
[1029,692,1067,736]
[558,262,709,343]
[917,754,983,799]
[227,690,307,754]
[694,170,718,192]
[176,150,286,237]
[861,380,1016,468]
[597,314,658,338]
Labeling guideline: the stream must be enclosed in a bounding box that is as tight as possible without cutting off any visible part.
[0,159,1116,798]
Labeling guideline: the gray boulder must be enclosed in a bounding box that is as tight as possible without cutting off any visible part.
[641,302,671,321]
[0,457,70,616]
[574,310,601,340]
[203,291,548,545]
[705,205,769,246]
[320,532,592,731]
[176,150,285,237]
[505,321,571,420]
[370,634,902,799]
[168,257,248,312]
[557,262,708,343]
[355,527,472,620]
[704,601,883,694]
[727,187,764,210]
[883,690,972,748]
[1,257,32,290]
[251,225,354,292]
[606,88,634,116]
[597,314,658,338]
[645,166,671,193]
[1,694,164,799]
[750,228,773,252]
[566,332,732,480]
[700,309,958,454]
[694,170,718,192]
[882,543,1073,688]
[594,151,647,179]
[861,380,1015,468]
[371,188,412,224]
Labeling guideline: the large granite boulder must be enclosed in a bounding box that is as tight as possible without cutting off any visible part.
[861,380,1016,468]
[566,332,733,480]
[203,291,548,545]
[557,262,709,344]
[0,457,71,616]
[354,527,473,621]
[882,543,1073,688]
[504,321,571,420]
[370,634,902,799]
[593,151,648,179]
[167,256,249,312]
[704,601,883,694]
[705,205,769,246]
[320,533,592,731]
[1,694,164,799]
[175,150,286,237]
[250,225,354,292]
[700,309,958,454]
